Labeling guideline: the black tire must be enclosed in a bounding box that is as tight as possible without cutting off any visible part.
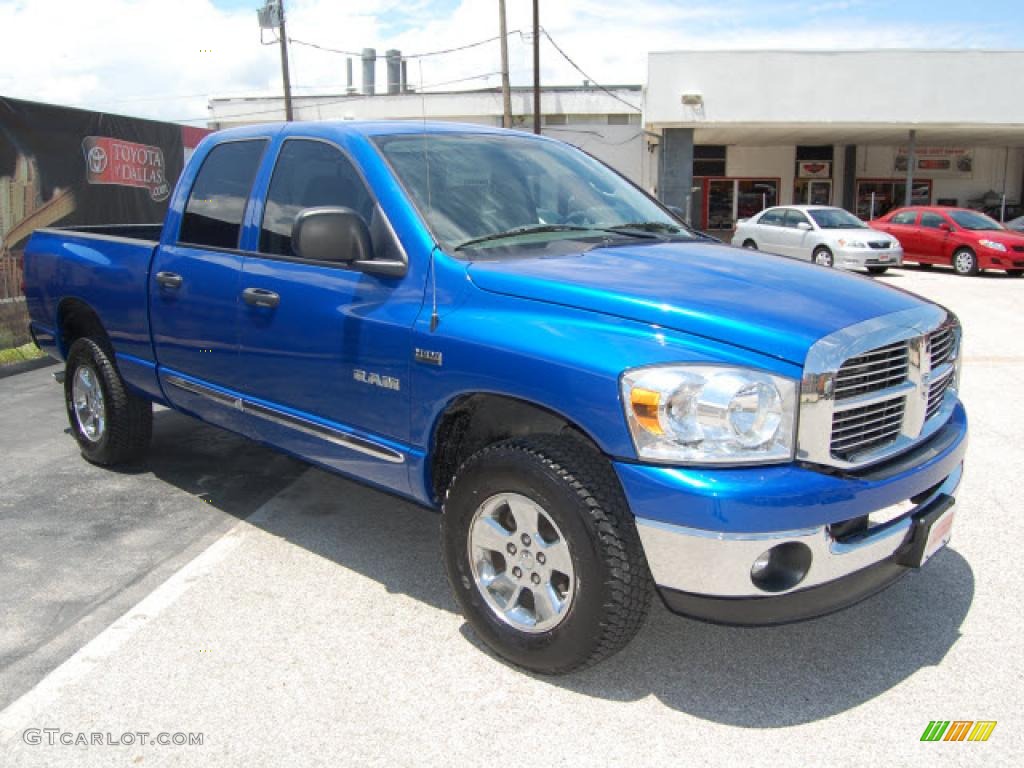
[1007,269,1023,277]
[952,248,979,276]
[813,246,834,267]
[867,266,889,275]
[64,337,152,466]
[442,435,652,674]
[917,262,933,270]
[742,239,758,250]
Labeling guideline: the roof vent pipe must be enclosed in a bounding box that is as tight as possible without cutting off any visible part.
[385,49,402,95]
[346,58,355,94]
[362,48,376,95]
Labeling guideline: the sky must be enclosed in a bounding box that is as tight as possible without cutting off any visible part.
[0,0,1020,124]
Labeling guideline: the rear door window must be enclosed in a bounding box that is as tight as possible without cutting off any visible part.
[891,210,918,225]
[179,140,268,249]
[758,209,785,226]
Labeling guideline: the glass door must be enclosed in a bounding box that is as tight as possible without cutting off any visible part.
[706,179,735,230]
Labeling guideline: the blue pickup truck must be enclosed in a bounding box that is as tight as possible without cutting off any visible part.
[24,122,967,673]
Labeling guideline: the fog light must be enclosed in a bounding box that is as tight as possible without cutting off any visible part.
[750,542,813,593]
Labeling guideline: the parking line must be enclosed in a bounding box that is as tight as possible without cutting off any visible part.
[0,474,303,745]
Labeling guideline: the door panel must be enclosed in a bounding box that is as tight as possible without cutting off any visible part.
[917,213,950,263]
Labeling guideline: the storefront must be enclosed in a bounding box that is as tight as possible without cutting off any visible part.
[646,50,1024,228]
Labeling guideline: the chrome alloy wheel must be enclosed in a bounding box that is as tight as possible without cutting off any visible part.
[467,492,576,633]
[72,365,106,443]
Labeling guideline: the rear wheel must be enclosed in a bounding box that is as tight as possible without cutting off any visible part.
[442,435,652,674]
[742,239,758,250]
[813,246,834,267]
[952,248,979,276]
[867,266,889,275]
[64,337,152,466]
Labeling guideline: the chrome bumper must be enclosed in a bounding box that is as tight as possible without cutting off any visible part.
[636,463,961,598]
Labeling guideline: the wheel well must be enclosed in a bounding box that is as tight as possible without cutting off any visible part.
[742,239,757,248]
[58,299,108,356]
[429,393,602,503]
[813,244,832,253]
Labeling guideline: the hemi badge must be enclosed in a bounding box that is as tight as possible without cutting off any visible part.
[415,348,443,367]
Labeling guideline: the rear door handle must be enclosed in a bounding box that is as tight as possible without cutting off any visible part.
[242,287,280,309]
[155,271,183,289]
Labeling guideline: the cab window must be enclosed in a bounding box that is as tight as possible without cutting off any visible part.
[890,210,918,225]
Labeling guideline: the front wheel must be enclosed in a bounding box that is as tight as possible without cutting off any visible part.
[952,248,979,276]
[442,435,652,674]
[813,247,834,267]
[64,337,152,465]
[867,266,889,275]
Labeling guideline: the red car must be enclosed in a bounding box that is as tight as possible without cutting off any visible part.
[870,206,1024,277]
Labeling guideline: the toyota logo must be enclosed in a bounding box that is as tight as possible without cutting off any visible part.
[87,146,108,174]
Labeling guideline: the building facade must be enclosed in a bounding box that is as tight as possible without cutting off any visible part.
[208,85,650,187]
[645,50,1024,231]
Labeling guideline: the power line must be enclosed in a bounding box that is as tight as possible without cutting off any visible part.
[540,28,642,113]
[287,30,522,60]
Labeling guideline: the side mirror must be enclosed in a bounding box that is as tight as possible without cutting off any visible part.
[292,207,372,263]
[797,221,812,231]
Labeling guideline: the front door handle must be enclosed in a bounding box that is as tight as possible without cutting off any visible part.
[155,271,183,289]
[242,287,281,309]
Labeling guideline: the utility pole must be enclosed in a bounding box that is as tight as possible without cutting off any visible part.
[498,0,512,128]
[278,0,294,121]
[532,0,540,134]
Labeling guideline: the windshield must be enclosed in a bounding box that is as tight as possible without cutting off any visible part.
[948,210,1003,231]
[373,132,693,253]
[807,208,867,229]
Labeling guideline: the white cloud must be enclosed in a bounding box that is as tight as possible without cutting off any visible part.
[0,0,1011,124]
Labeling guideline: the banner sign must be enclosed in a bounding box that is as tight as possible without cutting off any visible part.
[895,146,973,177]
[82,136,170,201]
[0,96,210,309]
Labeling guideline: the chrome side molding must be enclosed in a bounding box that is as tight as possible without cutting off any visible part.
[164,374,405,464]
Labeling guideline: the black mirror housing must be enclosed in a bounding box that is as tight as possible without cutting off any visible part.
[292,207,373,263]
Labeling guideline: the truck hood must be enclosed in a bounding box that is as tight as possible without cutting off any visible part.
[466,242,928,365]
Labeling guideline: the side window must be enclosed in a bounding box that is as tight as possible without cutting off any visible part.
[891,211,918,225]
[260,140,376,257]
[759,209,784,226]
[179,140,267,249]
[783,209,810,228]
[921,213,946,229]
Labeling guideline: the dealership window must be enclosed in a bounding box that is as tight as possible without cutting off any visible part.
[794,145,834,205]
[705,178,779,230]
[693,145,726,178]
[856,179,932,220]
[179,139,268,249]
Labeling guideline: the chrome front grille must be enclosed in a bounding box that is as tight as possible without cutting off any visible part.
[798,306,961,470]
[928,326,954,368]
[833,341,909,401]
[830,396,905,460]
[867,241,891,250]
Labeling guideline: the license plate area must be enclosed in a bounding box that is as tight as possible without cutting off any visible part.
[895,496,955,568]
[920,505,954,566]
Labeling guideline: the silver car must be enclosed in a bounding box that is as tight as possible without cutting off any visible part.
[731,205,903,274]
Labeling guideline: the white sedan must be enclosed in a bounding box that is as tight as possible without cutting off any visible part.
[731,205,903,274]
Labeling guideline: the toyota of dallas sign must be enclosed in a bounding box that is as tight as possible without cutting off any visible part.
[81,136,170,202]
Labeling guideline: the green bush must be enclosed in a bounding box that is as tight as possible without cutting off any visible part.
[0,342,45,366]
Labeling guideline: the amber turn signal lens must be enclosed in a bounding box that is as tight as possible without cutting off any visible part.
[630,388,664,435]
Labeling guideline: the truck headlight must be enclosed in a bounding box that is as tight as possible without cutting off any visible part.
[621,365,798,464]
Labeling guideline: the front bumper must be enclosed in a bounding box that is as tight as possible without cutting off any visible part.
[835,245,903,269]
[617,403,967,625]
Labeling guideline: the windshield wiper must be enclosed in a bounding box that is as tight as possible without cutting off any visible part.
[454,223,657,251]
[454,224,597,251]
[608,221,683,234]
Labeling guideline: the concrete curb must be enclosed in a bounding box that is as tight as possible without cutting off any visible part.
[0,356,57,380]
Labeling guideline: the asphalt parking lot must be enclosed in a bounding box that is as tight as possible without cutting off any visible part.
[1,265,1022,767]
